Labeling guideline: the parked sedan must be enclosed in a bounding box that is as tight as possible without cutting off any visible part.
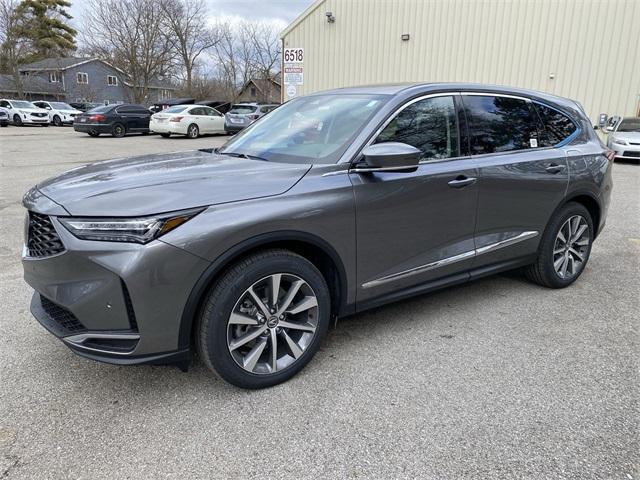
[22,84,612,389]
[0,107,8,127]
[606,117,640,161]
[74,104,151,137]
[150,105,227,138]
[32,101,82,126]
[0,99,49,126]
[224,103,279,133]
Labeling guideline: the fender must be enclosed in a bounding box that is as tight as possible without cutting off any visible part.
[177,230,351,351]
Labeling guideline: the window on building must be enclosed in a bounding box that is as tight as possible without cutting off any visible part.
[533,102,578,146]
[463,95,540,154]
[107,75,118,86]
[250,86,257,97]
[76,72,88,84]
[375,96,460,161]
[49,72,62,83]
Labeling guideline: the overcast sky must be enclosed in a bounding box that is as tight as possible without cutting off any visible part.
[69,0,315,30]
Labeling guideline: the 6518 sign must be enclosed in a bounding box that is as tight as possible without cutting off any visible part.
[284,48,304,63]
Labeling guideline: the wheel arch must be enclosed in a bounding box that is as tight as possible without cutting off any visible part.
[562,192,602,238]
[177,230,350,351]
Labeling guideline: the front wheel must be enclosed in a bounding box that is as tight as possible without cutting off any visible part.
[160,133,171,138]
[197,249,331,389]
[525,202,593,288]
[13,114,22,126]
[186,123,199,139]
[53,115,62,126]
[88,131,100,137]
[111,123,126,138]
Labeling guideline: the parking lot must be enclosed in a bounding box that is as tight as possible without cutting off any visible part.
[0,126,638,479]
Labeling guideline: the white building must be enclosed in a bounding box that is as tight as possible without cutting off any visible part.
[280,0,640,122]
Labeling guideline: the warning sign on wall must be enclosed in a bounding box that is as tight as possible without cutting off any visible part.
[284,48,304,95]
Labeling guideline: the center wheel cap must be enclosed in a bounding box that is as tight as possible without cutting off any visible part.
[267,316,279,328]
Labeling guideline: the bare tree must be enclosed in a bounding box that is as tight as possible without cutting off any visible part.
[83,0,174,103]
[160,0,218,95]
[0,0,25,94]
[242,21,280,80]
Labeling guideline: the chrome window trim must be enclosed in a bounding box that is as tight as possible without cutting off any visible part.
[362,231,539,289]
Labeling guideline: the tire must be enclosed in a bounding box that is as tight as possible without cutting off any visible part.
[197,249,331,389]
[525,202,594,288]
[52,115,62,127]
[88,131,100,137]
[111,123,126,138]
[160,133,171,138]
[13,114,22,126]
[187,123,199,139]
[41,123,49,127]
[0,123,7,127]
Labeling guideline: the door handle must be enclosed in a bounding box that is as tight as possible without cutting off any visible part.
[448,175,477,188]
[545,164,566,174]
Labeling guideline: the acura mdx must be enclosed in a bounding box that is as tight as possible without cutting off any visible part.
[22,84,613,388]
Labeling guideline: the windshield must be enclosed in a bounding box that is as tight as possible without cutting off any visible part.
[163,106,188,114]
[50,102,73,110]
[617,118,640,132]
[12,100,35,108]
[229,105,258,114]
[220,94,388,164]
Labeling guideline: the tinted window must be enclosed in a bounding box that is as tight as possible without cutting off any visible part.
[89,106,113,114]
[464,95,539,154]
[229,105,257,114]
[189,107,204,115]
[116,106,135,114]
[533,103,577,146]
[617,118,640,132]
[376,96,459,161]
[164,106,187,114]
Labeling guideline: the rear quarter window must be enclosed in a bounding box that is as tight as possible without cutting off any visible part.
[533,103,578,146]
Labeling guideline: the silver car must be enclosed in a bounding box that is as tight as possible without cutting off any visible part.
[22,83,612,389]
[606,117,640,161]
[224,103,279,133]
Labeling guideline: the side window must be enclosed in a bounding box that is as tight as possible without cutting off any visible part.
[375,95,459,161]
[533,103,578,146]
[463,95,540,154]
[116,106,133,114]
[189,107,203,116]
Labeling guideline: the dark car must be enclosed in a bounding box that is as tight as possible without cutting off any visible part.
[0,107,8,127]
[22,83,612,389]
[69,102,103,113]
[74,104,151,137]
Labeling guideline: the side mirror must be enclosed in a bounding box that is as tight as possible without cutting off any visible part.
[593,125,599,130]
[358,142,421,172]
[605,126,614,132]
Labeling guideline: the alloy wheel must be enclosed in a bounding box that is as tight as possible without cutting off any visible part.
[227,273,319,375]
[552,215,590,279]
[188,125,198,138]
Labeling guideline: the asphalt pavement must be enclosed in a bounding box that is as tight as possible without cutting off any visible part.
[0,127,638,479]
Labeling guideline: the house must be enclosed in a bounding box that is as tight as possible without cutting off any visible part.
[236,77,281,104]
[12,57,176,105]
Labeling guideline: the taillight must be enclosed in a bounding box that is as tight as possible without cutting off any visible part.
[88,114,105,122]
[170,116,184,122]
[248,114,259,121]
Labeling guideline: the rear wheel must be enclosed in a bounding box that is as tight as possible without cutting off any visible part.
[13,114,22,126]
[160,133,171,138]
[187,123,199,139]
[112,123,125,138]
[197,249,331,389]
[52,115,62,126]
[525,202,593,288]
[88,131,100,137]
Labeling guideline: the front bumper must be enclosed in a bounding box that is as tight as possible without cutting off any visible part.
[610,142,640,160]
[19,115,49,124]
[22,204,210,366]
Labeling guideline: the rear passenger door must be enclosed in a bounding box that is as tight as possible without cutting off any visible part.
[461,93,570,270]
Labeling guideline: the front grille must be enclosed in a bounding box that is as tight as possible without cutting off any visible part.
[27,212,65,257]
[40,295,86,334]
[31,112,47,117]
[623,151,640,158]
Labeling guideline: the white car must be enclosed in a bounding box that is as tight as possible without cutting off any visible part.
[606,117,640,161]
[32,101,82,126]
[0,99,50,126]
[150,105,227,138]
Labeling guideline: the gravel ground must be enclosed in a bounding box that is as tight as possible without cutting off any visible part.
[0,126,638,479]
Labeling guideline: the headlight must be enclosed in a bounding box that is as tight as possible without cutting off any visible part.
[614,139,628,145]
[19,109,28,114]
[58,208,204,244]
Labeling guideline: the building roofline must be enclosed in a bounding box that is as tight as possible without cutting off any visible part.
[280,0,326,38]
[20,58,127,75]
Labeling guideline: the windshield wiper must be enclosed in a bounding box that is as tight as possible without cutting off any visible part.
[219,151,268,162]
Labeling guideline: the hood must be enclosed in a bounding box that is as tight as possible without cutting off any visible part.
[611,131,640,142]
[37,150,311,216]
[19,107,48,114]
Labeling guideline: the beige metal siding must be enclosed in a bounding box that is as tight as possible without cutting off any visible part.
[282,0,640,121]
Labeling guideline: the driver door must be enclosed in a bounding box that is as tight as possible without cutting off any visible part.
[351,94,479,306]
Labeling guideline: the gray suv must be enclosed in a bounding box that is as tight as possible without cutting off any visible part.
[224,103,278,133]
[22,83,613,388]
